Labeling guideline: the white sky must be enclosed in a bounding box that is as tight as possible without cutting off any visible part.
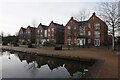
[0,0,117,36]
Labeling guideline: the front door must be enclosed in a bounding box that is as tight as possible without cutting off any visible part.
[94,39,100,46]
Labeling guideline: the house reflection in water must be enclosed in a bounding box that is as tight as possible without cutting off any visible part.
[17,52,94,77]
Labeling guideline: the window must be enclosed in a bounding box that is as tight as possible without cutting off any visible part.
[80,26,85,36]
[88,23,91,28]
[88,39,91,43]
[21,31,23,34]
[67,26,71,29]
[44,30,47,37]
[41,34,42,37]
[94,39,100,46]
[94,31,100,38]
[74,38,76,44]
[38,30,39,33]
[74,27,76,29]
[52,34,54,39]
[52,34,54,37]
[67,26,71,38]
[41,30,42,33]
[48,34,50,37]
[48,29,50,32]
[80,26,82,32]
[68,39,71,45]
[28,31,30,34]
[52,28,54,32]
[94,23,100,30]
[52,28,54,34]
[88,31,91,36]
[74,32,76,37]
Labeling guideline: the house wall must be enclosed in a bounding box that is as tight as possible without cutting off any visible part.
[18,28,26,44]
[47,22,64,44]
[47,23,56,43]
[64,18,79,45]
[86,14,108,46]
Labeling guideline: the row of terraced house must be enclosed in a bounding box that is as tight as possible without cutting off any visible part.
[18,12,111,47]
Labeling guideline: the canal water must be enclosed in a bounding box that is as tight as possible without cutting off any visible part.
[0,51,95,78]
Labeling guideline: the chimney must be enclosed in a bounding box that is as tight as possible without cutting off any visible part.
[93,12,96,16]
[71,17,73,19]
[51,21,53,23]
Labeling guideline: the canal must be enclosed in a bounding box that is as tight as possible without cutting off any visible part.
[0,51,95,78]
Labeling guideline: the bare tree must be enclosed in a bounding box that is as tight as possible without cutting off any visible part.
[98,1,120,50]
[0,32,4,38]
[73,9,89,22]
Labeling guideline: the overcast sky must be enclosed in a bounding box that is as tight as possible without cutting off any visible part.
[0,0,116,36]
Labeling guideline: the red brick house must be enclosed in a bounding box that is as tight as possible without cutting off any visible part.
[64,12,108,47]
[47,21,64,44]
[25,26,37,44]
[36,23,48,45]
[18,27,26,44]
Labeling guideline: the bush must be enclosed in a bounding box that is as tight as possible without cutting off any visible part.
[43,41,54,47]
[13,43,19,47]
[2,42,8,45]
[27,43,36,48]
[54,45,62,50]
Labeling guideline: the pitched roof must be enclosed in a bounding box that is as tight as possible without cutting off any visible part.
[38,23,48,30]
[28,25,37,29]
[21,27,26,31]
[78,21,88,26]
[50,21,64,29]
[27,25,37,32]
[88,12,105,23]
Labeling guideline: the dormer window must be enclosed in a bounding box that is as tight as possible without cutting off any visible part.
[94,23,100,30]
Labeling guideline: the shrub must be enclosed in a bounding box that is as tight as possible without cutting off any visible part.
[54,45,62,50]
[43,41,54,47]
[2,42,8,45]
[13,43,19,47]
[27,43,35,48]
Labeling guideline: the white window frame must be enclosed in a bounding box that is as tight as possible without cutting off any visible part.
[94,39,100,46]
[94,31,100,38]
[94,23,100,30]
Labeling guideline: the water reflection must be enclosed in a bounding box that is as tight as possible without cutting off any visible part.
[1,51,95,78]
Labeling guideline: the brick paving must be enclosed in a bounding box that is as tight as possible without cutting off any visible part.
[1,46,119,78]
